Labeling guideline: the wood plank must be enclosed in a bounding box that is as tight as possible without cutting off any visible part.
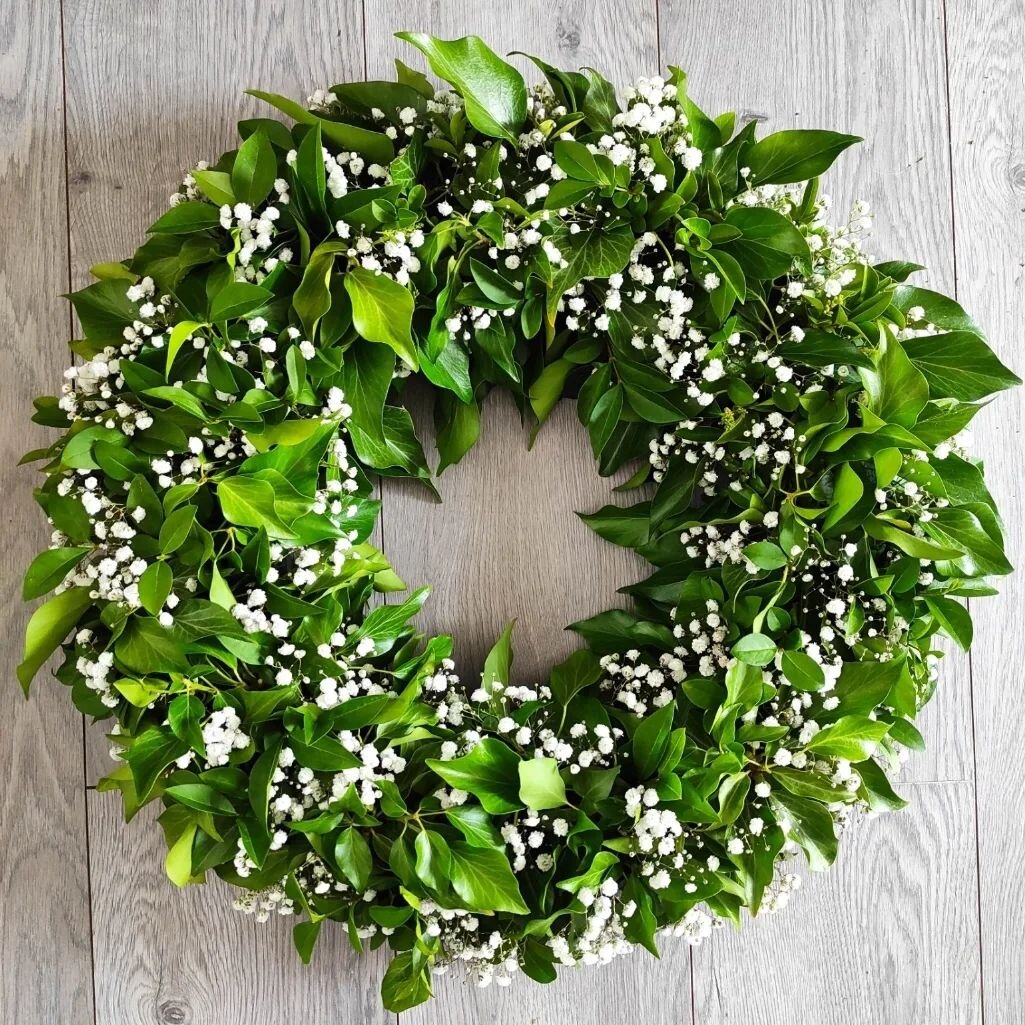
[945,1,1025,1021]
[658,0,966,787]
[691,783,982,1025]
[88,791,391,1025]
[0,1,95,1022]
[61,0,367,784]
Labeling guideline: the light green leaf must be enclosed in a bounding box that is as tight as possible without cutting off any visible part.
[518,757,568,810]
[344,267,418,369]
[448,841,529,913]
[18,586,92,693]
[397,33,527,142]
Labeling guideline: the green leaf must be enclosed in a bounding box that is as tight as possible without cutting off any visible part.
[924,506,1013,576]
[777,328,874,370]
[115,618,191,675]
[293,246,336,337]
[772,766,850,803]
[17,586,92,693]
[806,715,890,760]
[165,824,197,887]
[769,790,838,870]
[864,517,962,562]
[397,33,527,142]
[148,201,221,235]
[518,757,568,810]
[556,850,619,894]
[743,540,787,571]
[481,620,515,701]
[722,206,810,279]
[548,648,601,707]
[231,130,278,206]
[414,828,452,890]
[780,650,825,692]
[861,335,929,428]
[125,726,189,801]
[344,267,418,369]
[247,88,394,165]
[292,920,322,965]
[746,129,861,184]
[578,502,650,550]
[192,169,235,205]
[925,596,973,651]
[158,504,196,555]
[426,738,523,814]
[732,633,777,667]
[208,282,271,322]
[822,463,865,531]
[448,841,529,913]
[217,476,296,540]
[335,827,374,890]
[902,330,1020,401]
[138,561,173,616]
[445,805,503,848]
[22,547,91,600]
[381,951,433,1012]
[717,772,751,824]
[632,701,676,780]
[165,783,235,816]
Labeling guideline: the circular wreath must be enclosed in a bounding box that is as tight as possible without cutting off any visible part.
[20,32,1018,1011]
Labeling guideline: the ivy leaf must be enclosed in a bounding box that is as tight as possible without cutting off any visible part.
[22,547,91,600]
[217,476,296,540]
[805,715,890,760]
[445,805,503,848]
[722,206,810,279]
[769,790,838,870]
[746,129,861,184]
[426,738,523,814]
[861,335,929,429]
[924,595,973,651]
[335,827,374,890]
[148,201,221,235]
[780,650,825,692]
[231,130,278,206]
[208,282,271,322]
[632,702,676,780]
[344,267,418,369]
[518,757,568,810]
[381,951,433,1012]
[17,586,92,693]
[902,330,1020,401]
[125,726,189,801]
[397,33,527,142]
[548,648,601,707]
[732,633,777,667]
[448,841,529,913]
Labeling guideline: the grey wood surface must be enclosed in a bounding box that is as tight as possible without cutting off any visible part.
[945,1,1025,1022]
[2,1,1022,1023]
[0,1,96,1024]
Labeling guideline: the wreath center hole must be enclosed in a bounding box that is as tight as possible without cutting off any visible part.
[380,388,647,685]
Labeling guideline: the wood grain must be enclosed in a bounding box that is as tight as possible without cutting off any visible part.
[691,783,982,1025]
[88,792,391,1025]
[659,0,968,786]
[0,1,95,1023]
[945,1,1025,1020]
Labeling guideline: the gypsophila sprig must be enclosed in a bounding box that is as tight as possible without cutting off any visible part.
[19,32,1018,1012]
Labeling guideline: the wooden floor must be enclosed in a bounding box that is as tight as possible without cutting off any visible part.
[2,1,1022,1022]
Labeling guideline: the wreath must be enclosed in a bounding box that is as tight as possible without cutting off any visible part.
[20,32,1018,1011]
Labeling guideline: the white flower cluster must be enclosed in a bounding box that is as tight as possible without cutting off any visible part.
[501,811,568,873]
[218,192,292,282]
[548,878,635,967]
[330,732,407,809]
